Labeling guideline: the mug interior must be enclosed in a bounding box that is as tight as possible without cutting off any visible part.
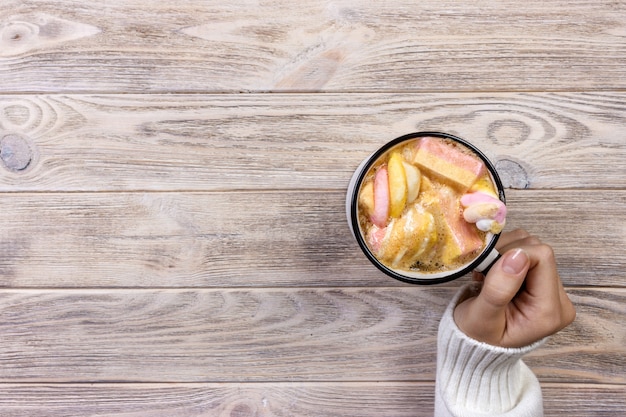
[347,131,505,285]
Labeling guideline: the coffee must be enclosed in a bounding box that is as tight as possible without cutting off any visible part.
[352,134,506,279]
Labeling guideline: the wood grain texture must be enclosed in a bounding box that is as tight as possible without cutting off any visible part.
[0,93,624,191]
[0,383,437,417]
[0,288,623,384]
[0,190,623,288]
[1,0,624,415]
[1,1,625,93]
[0,383,623,417]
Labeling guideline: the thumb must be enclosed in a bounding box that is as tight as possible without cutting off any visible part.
[477,248,530,311]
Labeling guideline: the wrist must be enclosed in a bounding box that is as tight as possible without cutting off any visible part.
[436,284,546,415]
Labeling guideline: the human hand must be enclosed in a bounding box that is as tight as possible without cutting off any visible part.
[453,229,576,348]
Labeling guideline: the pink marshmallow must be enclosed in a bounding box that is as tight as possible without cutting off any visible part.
[371,167,390,227]
[461,192,506,223]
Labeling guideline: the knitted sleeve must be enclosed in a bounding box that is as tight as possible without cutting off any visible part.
[435,283,545,417]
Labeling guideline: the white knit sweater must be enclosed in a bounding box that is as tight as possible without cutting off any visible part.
[435,284,545,417]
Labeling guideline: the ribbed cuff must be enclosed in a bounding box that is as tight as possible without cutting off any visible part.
[435,283,545,417]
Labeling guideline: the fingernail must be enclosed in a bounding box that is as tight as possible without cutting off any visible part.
[502,249,529,275]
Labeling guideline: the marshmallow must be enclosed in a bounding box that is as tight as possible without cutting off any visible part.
[461,191,507,233]
[412,137,486,191]
[367,206,437,269]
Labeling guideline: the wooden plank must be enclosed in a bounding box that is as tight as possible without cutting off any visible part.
[0,383,622,417]
[0,190,623,288]
[0,288,446,383]
[0,288,623,384]
[0,383,435,417]
[1,1,625,93]
[0,93,624,191]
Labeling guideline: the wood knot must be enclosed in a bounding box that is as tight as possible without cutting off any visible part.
[1,134,33,172]
[495,158,530,189]
[0,14,101,57]
[0,20,39,44]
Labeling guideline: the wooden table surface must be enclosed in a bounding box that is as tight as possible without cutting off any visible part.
[1,1,625,416]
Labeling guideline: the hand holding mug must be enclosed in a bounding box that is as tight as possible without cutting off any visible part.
[453,229,576,348]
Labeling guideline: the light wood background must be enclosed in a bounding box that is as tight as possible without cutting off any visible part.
[1,1,625,416]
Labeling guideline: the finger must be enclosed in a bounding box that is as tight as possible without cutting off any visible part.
[519,243,560,300]
[472,270,485,282]
[521,243,577,332]
[478,229,538,282]
[495,229,531,250]
[473,248,530,313]
[497,235,542,255]
[559,288,577,326]
[474,230,533,280]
